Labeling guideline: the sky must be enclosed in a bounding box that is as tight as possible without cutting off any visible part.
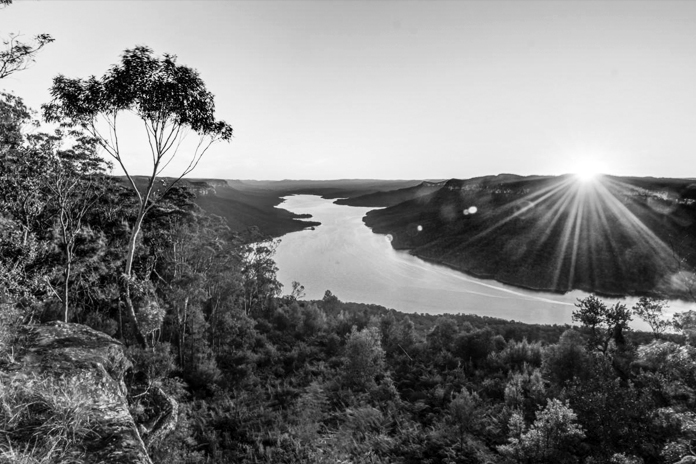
[1,0,696,180]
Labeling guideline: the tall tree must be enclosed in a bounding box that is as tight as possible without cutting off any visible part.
[672,310,696,346]
[239,234,282,316]
[498,399,585,464]
[43,46,232,347]
[632,297,671,340]
[343,326,386,391]
[0,93,52,310]
[25,130,110,322]
[572,295,632,354]
[1,93,113,322]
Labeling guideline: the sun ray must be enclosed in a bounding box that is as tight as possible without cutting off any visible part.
[569,191,586,288]
[536,182,579,247]
[444,172,691,295]
[552,183,584,289]
[587,183,620,285]
[463,176,574,245]
[595,179,673,259]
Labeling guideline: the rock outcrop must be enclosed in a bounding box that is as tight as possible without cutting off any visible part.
[2,322,153,463]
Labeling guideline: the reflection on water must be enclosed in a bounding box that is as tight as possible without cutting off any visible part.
[274,195,695,327]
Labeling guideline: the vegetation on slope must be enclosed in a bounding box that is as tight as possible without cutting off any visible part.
[364,174,696,299]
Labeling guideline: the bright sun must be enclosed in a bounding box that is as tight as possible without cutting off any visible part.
[573,159,605,183]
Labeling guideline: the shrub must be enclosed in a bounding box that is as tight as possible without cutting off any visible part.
[491,338,544,372]
[127,342,176,384]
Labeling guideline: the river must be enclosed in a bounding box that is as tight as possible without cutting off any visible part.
[274,195,694,327]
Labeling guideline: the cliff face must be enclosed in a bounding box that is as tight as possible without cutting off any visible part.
[2,322,152,463]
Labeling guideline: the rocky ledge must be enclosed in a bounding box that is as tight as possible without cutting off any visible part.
[1,322,153,463]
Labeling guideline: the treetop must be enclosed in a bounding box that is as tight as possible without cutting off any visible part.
[43,46,232,141]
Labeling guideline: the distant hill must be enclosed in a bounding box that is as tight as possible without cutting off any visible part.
[230,179,423,199]
[364,174,696,299]
[126,177,424,237]
[335,180,448,207]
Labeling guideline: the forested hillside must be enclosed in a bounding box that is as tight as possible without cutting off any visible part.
[365,174,696,299]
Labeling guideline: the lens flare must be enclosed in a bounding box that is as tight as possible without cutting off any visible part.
[572,159,605,183]
[456,174,687,295]
[576,170,599,183]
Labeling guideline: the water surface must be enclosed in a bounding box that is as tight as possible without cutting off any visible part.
[274,195,693,327]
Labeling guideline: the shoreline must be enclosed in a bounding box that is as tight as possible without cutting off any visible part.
[275,195,695,309]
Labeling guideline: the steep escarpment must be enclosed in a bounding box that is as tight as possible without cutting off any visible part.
[0,322,171,463]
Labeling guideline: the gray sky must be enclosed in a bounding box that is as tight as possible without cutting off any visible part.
[2,1,696,180]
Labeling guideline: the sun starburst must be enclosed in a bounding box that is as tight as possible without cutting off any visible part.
[457,174,689,296]
[573,159,605,183]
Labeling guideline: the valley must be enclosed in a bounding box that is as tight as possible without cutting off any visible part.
[165,177,421,236]
[185,173,696,303]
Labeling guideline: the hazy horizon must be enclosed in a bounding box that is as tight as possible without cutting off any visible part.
[2,1,695,181]
[196,173,696,182]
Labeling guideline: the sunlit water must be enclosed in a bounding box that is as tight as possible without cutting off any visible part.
[274,195,695,328]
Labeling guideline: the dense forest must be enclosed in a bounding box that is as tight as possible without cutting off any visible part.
[1,10,696,464]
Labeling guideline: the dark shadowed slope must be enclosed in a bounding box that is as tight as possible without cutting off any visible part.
[364,174,696,299]
[127,177,319,237]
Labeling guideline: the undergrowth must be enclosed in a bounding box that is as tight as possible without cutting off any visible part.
[0,374,99,463]
[0,303,23,364]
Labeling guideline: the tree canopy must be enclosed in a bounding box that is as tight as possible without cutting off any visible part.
[43,46,233,347]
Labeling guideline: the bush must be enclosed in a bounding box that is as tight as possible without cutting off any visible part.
[490,337,544,372]
[127,342,175,384]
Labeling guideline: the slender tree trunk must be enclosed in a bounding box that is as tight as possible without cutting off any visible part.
[181,297,188,366]
[177,303,184,366]
[123,285,147,348]
[123,208,148,348]
[124,207,146,281]
[63,258,71,323]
